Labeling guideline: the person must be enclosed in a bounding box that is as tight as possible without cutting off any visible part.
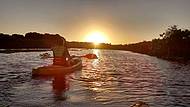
[52,38,71,66]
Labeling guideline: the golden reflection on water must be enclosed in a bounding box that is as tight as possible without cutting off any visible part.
[92,49,100,57]
[81,49,111,96]
[92,49,100,67]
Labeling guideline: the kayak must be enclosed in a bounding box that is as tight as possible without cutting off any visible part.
[32,57,82,76]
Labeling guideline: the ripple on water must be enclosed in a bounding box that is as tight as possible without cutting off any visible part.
[0,50,190,107]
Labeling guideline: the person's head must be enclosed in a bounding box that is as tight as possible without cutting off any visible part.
[57,37,66,46]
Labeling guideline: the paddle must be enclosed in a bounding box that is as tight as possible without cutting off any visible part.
[40,53,98,59]
[79,53,98,59]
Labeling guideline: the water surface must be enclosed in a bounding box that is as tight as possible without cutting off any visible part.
[0,49,190,107]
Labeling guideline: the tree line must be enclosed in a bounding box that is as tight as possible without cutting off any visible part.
[0,32,63,48]
[125,25,190,60]
[0,25,190,60]
[0,32,126,50]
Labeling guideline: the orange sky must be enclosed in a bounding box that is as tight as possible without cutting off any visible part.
[1,0,190,44]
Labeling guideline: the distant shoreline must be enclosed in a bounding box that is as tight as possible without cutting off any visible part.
[0,48,51,53]
[0,48,189,63]
[1,27,190,62]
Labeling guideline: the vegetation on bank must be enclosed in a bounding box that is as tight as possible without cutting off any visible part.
[0,25,190,60]
[0,32,63,48]
[0,32,125,49]
[126,25,190,60]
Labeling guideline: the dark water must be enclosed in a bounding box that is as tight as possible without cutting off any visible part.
[0,49,190,107]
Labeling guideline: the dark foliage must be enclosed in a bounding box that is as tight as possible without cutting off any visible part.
[0,32,125,50]
[0,32,63,49]
[0,26,190,60]
[125,25,190,60]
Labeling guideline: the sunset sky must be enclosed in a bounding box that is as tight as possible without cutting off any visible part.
[0,0,190,44]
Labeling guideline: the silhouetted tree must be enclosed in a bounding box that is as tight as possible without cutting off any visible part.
[125,25,190,60]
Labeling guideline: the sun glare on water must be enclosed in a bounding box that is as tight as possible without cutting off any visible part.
[85,31,108,45]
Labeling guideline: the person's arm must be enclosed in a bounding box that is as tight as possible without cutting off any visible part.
[65,48,71,59]
[64,43,71,59]
[51,47,55,58]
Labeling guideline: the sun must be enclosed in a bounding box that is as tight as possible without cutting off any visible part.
[85,31,107,45]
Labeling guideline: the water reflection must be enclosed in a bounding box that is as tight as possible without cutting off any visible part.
[52,75,69,100]
[80,49,116,102]
[33,74,69,101]
[92,49,100,58]
[92,49,100,68]
[4,50,190,107]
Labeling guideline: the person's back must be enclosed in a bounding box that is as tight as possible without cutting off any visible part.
[52,45,65,58]
[52,38,70,66]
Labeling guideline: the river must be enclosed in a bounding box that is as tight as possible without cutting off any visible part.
[0,49,190,107]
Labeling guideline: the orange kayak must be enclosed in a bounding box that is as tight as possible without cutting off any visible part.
[32,57,82,76]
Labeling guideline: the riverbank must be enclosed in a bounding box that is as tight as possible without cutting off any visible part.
[0,49,50,53]
[126,50,190,63]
